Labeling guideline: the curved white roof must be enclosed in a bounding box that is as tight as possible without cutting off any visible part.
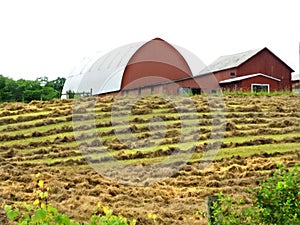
[62,40,204,98]
[62,42,145,98]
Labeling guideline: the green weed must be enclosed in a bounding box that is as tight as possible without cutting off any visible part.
[3,173,136,225]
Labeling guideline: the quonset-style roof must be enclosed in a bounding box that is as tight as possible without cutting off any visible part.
[62,42,145,97]
[62,38,204,97]
[219,73,281,84]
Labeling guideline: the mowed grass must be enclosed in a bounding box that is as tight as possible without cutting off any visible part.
[216,142,300,159]
[16,132,300,166]
[1,94,300,168]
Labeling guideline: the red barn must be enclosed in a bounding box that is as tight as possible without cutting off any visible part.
[62,39,294,98]
[200,48,294,92]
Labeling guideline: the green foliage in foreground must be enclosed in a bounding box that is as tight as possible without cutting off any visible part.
[4,164,300,224]
[4,204,136,225]
[222,90,293,97]
[208,164,300,225]
[4,174,136,225]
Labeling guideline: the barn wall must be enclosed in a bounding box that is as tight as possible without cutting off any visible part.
[189,75,220,93]
[221,76,279,92]
[121,38,193,90]
[213,68,238,82]
[164,83,179,95]
[240,76,279,92]
[153,85,165,94]
[122,62,192,89]
[141,87,152,95]
[220,82,243,92]
[124,88,140,96]
[237,49,292,91]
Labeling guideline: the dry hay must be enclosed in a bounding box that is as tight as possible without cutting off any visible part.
[1,95,300,225]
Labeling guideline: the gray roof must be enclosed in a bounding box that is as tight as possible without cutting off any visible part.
[219,73,281,84]
[200,48,263,74]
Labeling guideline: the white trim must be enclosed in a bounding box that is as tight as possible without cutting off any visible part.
[219,73,280,84]
[251,83,270,93]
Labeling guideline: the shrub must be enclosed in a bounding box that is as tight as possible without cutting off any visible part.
[208,163,300,225]
[252,163,300,225]
[208,193,257,225]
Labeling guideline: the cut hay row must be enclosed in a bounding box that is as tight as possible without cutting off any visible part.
[1,94,300,225]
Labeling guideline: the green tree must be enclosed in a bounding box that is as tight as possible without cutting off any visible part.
[0,75,65,102]
[46,77,66,98]
[0,76,17,102]
[0,75,5,89]
[0,75,6,101]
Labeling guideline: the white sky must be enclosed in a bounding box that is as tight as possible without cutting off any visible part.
[0,0,299,81]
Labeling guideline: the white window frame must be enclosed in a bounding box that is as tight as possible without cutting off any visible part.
[251,84,270,93]
[230,72,236,77]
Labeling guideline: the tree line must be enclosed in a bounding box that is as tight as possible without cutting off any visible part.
[0,75,66,103]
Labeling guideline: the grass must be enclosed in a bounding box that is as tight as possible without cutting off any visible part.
[216,142,300,159]
[2,94,300,170]
[222,90,292,97]
[2,93,300,225]
[0,110,50,119]
[17,132,300,168]
[1,121,71,135]
[222,132,300,143]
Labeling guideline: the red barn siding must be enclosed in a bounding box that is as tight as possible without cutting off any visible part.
[213,68,238,82]
[221,76,279,92]
[237,49,292,91]
[122,62,191,89]
[185,74,220,93]
[240,76,279,92]
[220,82,242,92]
[122,38,192,90]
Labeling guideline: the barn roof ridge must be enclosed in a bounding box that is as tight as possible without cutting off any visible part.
[198,47,294,75]
[198,48,263,74]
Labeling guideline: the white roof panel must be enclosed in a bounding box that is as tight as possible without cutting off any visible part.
[62,42,145,96]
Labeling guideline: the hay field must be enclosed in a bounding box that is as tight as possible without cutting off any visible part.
[0,94,300,224]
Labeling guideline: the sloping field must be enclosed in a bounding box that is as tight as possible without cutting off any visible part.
[0,94,300,224]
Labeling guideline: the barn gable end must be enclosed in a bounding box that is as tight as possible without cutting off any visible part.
[204,47,294,92]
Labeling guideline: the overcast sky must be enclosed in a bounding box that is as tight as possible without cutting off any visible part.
[0,0,299,81]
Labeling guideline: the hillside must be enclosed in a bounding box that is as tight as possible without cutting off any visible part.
[0,94,300,224]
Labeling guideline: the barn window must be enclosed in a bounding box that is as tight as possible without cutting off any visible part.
[251,84,269,93]
[211,89,217,94]
[230,72,236,77]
